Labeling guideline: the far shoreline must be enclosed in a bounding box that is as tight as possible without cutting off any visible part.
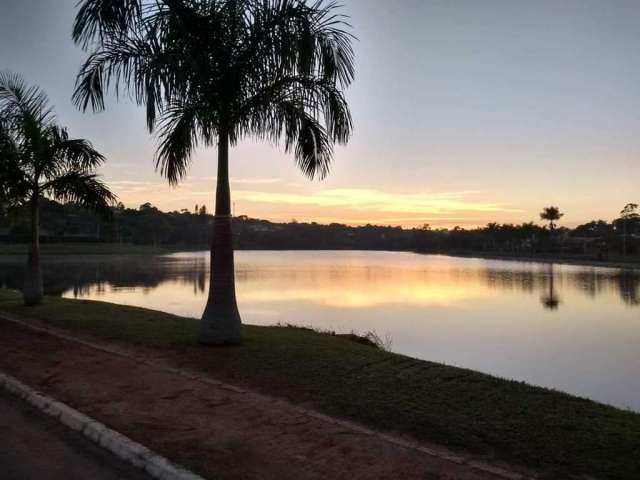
[422,250,640,271]
[1,242,640,270]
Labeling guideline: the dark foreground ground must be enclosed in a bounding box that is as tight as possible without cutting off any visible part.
[0,391,149,480]
[0,289,639,479]
[0,316,515,480]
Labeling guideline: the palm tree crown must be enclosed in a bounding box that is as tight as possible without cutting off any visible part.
[73,0,354,182]
[540,206,563,230]
[0,72,115,214]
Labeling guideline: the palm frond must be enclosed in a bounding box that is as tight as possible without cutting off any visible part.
[43,171,117,217]
[73,0,144,49]
[0,71,55,127]
[155,99,209,185]
[1,72,113,210]
[50,126,106,172]
[0,121,31,206]
[73,33,166,128]
[74,0,355,183]
[236,75,351,178]
[294,114,332,180]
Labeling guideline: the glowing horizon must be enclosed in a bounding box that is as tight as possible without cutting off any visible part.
[2,0,638,229]
[108,177,527,228]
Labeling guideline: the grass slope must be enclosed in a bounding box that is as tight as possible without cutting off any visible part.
[0,289,638,480]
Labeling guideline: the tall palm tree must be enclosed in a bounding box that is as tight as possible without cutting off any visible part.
[0,72,116,305]
[540,206,563,231]
[73,0,355,344]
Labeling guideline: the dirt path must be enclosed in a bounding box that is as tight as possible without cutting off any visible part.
[0,318,526,480]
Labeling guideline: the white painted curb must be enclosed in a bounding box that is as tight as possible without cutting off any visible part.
[0,372,206,480]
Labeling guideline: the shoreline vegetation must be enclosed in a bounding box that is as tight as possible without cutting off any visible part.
[0,289,638,479]
[1,242,639,270]
[2,199,639,258]
[431,250,640,271]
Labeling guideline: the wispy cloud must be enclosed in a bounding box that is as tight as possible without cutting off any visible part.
[110,180,155,186]
[195,176,281,185]
[232,177,281,185]
[234,188,518,216]
[107,179,520,227]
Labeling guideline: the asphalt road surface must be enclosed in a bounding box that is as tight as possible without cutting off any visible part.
[0,390,151,480]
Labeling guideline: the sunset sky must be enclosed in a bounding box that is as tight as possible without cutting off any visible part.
[1,0,638,228]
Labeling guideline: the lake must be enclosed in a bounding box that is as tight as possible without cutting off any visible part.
[1,250,639,411]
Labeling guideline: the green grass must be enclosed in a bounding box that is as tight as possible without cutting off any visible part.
[0,243,189,256]
[1,288,639,480]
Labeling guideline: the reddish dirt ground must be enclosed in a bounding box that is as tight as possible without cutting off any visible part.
[0,318,527,480]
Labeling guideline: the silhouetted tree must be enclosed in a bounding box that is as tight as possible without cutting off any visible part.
[620,203,639,257]
[572,220,613,238]
[0,72,115,305]
[73,0,355,344]
[540,206,564,230]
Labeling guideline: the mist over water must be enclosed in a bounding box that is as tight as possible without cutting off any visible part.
[1,250,638,410]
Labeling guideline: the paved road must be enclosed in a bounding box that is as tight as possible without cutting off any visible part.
[0,391,150,480]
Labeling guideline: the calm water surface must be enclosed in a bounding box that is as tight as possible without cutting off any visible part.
[1,250,638,411]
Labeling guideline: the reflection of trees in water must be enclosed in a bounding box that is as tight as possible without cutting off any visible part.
[480,265,640,310]
[484,270,537,294]
[540,265,561,310]
[617,273,640,306]
[0,256,638,309]
[467,265,639,309]
[0,257,209,297]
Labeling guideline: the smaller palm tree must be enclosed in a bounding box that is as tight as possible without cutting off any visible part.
[540,206,564,231]
[620,203,639,257]
[0,72,116,305]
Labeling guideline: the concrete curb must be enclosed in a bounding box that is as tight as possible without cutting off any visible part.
[0,371,206,480]
[0,311,535,480]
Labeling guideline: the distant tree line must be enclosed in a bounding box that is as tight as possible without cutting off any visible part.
[1,200,639,259]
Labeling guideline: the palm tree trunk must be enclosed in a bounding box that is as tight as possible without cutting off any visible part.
[199,129,242,344]
[23,193,43,305]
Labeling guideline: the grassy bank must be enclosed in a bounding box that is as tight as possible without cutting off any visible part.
[0,289,638,479]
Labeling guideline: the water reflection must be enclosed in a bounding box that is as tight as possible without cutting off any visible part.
[0,256,209,297]
[1,252,637,308]
[0,251,639,410]
[541,265,561,310]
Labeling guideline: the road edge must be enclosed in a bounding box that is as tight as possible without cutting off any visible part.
[0,371,206,480]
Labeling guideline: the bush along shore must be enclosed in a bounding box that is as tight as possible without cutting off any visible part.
[0,289,639,479]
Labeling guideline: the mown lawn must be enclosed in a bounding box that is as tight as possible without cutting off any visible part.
[1,288,638,480]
